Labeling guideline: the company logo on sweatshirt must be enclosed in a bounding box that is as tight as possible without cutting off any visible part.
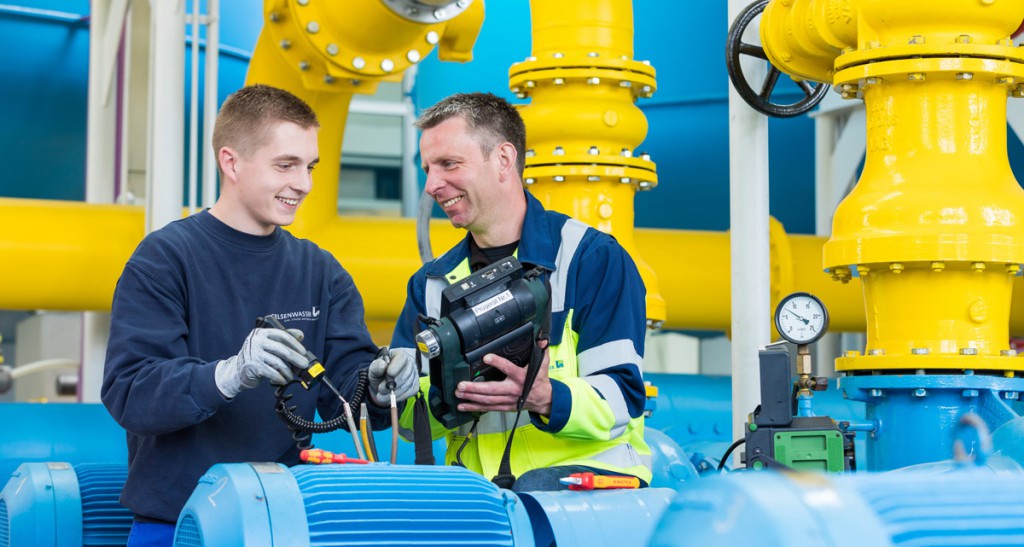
[270,307,321,323]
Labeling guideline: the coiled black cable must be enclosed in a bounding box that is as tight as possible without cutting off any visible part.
[274,369,371,451]
[348,369,369,418]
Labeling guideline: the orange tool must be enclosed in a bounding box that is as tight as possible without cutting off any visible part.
[559,472,640,491]
[300,448,370,465]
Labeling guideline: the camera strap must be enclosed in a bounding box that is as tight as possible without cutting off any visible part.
[412,352,436,465]
[492,271,552,489]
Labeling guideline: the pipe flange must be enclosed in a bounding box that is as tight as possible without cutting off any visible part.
[264,0,442,91]
[834,57,1024,90]
[524,162,658,191]
[379,0,473,24]
[835,42,1024,73]
[509,55,657,100]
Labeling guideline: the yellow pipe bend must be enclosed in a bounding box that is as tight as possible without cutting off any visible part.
[247,0,483,237]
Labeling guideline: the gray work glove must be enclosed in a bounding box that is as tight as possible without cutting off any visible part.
[367,349,419,405]
[215,328,308,398]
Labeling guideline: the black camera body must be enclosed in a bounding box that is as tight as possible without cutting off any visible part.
[415,257,549,429]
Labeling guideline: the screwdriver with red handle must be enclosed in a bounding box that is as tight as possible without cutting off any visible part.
[559,472,640,491]
[300,448,369,465]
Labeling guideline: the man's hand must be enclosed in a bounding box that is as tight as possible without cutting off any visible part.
[456,343,552,416]
[215,328,308,398]
[368,350,420,405]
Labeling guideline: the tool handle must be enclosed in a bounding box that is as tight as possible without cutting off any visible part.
[301,448,370,465]
[257,315,327,389]
[256,315,287,330]
[562,472,640,491]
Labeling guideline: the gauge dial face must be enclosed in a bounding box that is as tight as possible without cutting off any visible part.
[774,292,829,345]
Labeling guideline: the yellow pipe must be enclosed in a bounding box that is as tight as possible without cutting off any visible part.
[15,193,1024,340]
[761,0,1024,372]
[0,197,867,336]
[513,0,664,326]
[0,199,144,311]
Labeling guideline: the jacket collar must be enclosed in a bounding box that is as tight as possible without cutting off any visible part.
[425,191,557,276]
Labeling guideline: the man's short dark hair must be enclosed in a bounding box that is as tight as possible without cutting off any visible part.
[212,84,320,161]
[415,92,526,177]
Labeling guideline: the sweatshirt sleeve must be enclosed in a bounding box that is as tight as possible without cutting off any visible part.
[101,260,228,436]
[530,236,647,441]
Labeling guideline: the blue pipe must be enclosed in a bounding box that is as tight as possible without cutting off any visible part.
[517,488,676,547]
[650,469,1024,546]
[0,5,88,25]
[842,374,1024,470]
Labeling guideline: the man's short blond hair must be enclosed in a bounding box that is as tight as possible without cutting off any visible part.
[212,84,319,162]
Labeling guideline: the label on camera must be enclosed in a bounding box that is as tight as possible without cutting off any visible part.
[472,290,513,316]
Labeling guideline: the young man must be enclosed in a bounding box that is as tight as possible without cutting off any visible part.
[102,84,418,545]
[384,92,652,491]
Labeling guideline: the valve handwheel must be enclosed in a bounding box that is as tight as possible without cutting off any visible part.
[726,0,830,118]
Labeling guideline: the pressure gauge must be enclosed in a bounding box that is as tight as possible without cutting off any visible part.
[774,292,829,345]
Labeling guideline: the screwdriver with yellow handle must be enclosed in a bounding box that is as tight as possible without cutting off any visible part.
[559,472,640,491]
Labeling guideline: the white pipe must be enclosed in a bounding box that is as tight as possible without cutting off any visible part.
[145,0,185,233]
[812,98,840,376]
[401,66,420,218]
[187,0,200,214]
[80,313,108,403]
[10,359,79,380]
[84,0,124,405]
[727,0,771,462]
[86,0,119,204]
[202,0,220,208]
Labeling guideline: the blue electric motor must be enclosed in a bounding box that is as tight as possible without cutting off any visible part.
[0,461,131,547]
[174,462,678,546]
[175,463,536,546]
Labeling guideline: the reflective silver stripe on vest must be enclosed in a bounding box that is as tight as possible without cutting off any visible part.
[458,410,523,436]
[551,219,588,313]
[589,441,652,471]
[577,339,643,377]
[425,276,448,318]
[583,373,631,439]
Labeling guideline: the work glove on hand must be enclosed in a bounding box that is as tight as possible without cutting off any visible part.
[367,350,420,405]
[215,328,309,398]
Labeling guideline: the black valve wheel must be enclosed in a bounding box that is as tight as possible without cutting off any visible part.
[726,0,830,118]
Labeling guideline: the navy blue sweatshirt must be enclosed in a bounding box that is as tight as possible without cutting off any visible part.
[101,210,387,522]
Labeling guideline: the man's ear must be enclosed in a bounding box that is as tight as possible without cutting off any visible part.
[495,142,518,183]
[218,146,240,184]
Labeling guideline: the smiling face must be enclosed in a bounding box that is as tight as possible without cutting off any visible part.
[420,116,516,239]
[213,120,320,235]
